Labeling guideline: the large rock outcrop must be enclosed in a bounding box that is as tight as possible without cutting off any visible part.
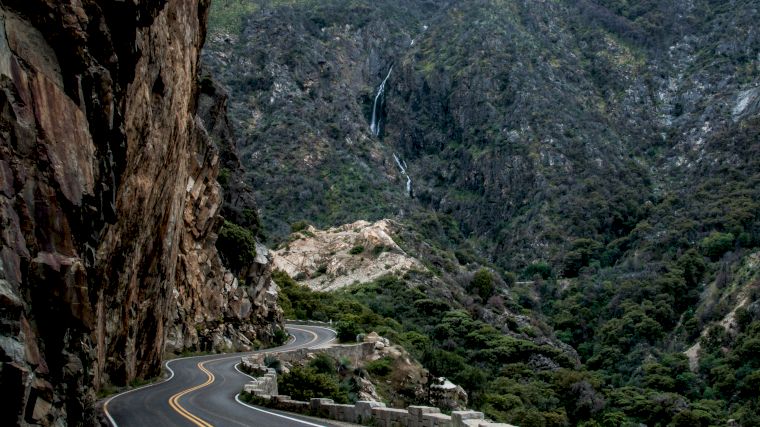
[272,220,425,291]
[0,1,280,425]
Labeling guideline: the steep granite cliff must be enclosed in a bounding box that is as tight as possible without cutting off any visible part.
[0,1,281,425]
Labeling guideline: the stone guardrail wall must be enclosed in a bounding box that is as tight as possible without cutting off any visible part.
[241,366,278,396]
[241,358,516,427]
[260,396,516,427]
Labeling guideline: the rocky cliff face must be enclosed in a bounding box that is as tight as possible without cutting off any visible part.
[0,1,280,425]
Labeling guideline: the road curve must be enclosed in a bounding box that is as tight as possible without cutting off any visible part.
[103,324,338,427]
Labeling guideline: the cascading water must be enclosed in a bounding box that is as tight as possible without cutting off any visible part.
[410,25,429,46]
[372,26,429,197]
[393,153,413,197]
[370,66,393,136]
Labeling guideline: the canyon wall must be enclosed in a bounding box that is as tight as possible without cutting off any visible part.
[0,1,280,425]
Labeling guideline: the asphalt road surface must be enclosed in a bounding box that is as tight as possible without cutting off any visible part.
[103,324,340,427]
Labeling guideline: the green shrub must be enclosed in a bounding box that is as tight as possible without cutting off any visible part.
[290,220,311,233]
[562,238,603,277]
[335,320,361,342]
[337,357,352,374]
[349,245,365,255]
[217,220,257,274]
[470,269,496,300]
[503,272,517,287]
[309,353,336,375]
[524,262,552,280]
[217,168,231,190]
[208,0,258,34]
[365,357,393,377]
[272,328,289,346]
[278,367,348,403]
[240,391,270,407]
[700,232,735,259]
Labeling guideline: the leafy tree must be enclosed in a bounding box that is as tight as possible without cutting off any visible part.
[669,409,713,427]
[216,220,257,274]
[278,367,348,403]
[700,232,735,260]
[677,249,706,287]
[309,353,336,375]
[365,357,393,377]
[524,262,552,280]
[563,238,603,277]
[470,269,496,300]
[335,319,361,342]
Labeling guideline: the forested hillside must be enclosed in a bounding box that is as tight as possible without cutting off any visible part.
[203,0,760,425]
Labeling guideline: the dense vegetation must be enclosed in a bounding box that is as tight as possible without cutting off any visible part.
[205,0,760,425]
[278,263,760,426]
[242,353,366,412]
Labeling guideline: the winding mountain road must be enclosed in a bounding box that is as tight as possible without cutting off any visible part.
[103,324,338,427]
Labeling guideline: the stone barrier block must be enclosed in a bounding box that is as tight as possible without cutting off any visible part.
[408,406,441,427]
[310,398,334,409]
[422,413,453,427]
[323,403,338,419]
[373,407,410,427]
[310,398,334,417]
[332,403,356,422]
[451,411,484,427]
[356,400,386,424]
[277,399,308,414]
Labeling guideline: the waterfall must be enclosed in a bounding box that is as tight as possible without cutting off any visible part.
[393,153,413,197]
[370,66,393,136]
[410,25,429,47]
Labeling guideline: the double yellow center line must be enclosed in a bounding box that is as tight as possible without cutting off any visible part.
[167,361,215,427]
[165,327,323,426]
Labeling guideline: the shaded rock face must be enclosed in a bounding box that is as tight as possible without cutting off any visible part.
[196,72,263,236]
[0,1,281,425]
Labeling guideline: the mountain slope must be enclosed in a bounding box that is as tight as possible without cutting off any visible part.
[203,0,760,425]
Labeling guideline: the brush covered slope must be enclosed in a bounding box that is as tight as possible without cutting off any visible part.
[204,0,760,425]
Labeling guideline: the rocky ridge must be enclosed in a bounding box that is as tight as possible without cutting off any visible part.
[273,220,424,291]
[0,1,280,425]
